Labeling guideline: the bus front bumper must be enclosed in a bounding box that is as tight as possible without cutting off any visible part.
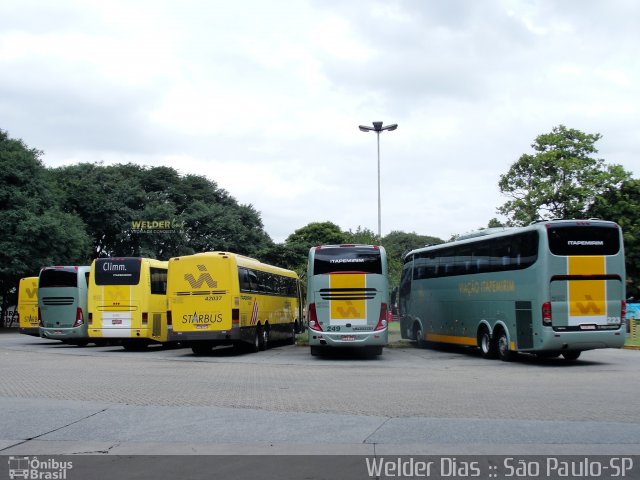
[308,328,388,348]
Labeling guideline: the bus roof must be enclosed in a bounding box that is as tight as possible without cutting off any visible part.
[404,219,620,259]
[169,251,298,278]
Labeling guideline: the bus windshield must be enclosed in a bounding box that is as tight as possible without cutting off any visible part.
[313,247,382,275]
[547,224,620,256]
[39,269,78,288]
[95,258,142,285]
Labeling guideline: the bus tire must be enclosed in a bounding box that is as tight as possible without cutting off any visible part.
[496,329,514,362]
[562,351,581,361]
[191,342,212,355]
[414,322,427,348]
[478,327,497,359]
[369,346,383,356]
[259,324,269,351]
[286,323,296,345]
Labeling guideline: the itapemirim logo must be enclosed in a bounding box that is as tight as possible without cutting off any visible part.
[130,219,184,234]
[8,456,73,480]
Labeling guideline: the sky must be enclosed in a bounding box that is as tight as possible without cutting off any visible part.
[1,0,639,243]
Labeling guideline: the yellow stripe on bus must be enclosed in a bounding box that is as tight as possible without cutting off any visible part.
[330,274,366,320]
[425,333,477,346]
[568,256,605,317]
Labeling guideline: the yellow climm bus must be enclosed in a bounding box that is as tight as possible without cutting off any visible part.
[168,252,303,355]
[88,257,172,350]
[18,276,39,336]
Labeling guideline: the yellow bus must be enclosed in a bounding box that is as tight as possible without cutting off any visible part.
[168,251,303,354]
[18,276,39,336]
[88,257,172,350]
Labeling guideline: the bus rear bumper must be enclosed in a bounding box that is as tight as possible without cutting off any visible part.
[40,326,88,342]
[308,329,388,348]
[526,329,626,352]
[172,329,242,345]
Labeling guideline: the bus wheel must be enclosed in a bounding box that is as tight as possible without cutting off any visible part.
[368,346,383,356]
[478,327,497,359]
[286,323,296,345]
[562,351,581,361]
[75,340,89,347]
[414,322,427,348]
[260,325,269,351]
[191,343,212,355]
[496,329,514,362]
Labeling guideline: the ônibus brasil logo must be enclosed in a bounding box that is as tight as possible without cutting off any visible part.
[8,456,73,480]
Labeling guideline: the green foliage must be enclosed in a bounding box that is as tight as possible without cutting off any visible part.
[49,162,271,260]
[259,222,347,279]
[588,179,640,299]
[381,231,444,290]
[0,129,90,317]
[498,125,630,225]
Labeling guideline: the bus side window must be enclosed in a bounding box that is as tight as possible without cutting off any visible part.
[150,268,168,294]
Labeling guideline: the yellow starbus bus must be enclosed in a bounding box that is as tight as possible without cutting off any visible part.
[18,276,39,336]
[167,251,303,355]
[88,257,172,350]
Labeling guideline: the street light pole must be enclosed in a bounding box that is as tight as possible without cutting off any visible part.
[358,121,398,239]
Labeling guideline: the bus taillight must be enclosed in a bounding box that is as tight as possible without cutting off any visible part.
[542,302,552,326]
[167,310,172,326]
[74,308,84,327]
[375,303,388,331]
[88,312,93,325]
[142,312,148,325]
[621,300,627,319]
[308,303,322,331]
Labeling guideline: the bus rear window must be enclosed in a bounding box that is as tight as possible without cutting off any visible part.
[95,258,142,285]
[547,225,620,256]
[314,247,382,275]
[39,270,77,288]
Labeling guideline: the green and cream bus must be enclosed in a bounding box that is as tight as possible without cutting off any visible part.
[399,220,627,361]
[307,244,390,356]
[38,265,92,346]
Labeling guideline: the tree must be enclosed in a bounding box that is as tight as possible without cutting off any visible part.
[0,130,89,324]
[49,163,271,260]
[498,125,630,225]
[588,179,640,299]
[381,231,444,290]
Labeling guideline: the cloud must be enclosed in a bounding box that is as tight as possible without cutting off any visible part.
[1,0,639,243]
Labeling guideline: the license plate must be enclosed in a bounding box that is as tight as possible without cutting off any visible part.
[195,324,209,329]
[580,324,596,330]
[112,320,122,325]
[341,335,355,341]
[54,330,62,334]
